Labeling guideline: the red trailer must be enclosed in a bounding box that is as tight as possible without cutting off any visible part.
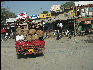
[15,40,45,58]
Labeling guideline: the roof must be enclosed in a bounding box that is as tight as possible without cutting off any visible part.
[74,1,93,6]
[32,13,73,23]
[6,18,16,23]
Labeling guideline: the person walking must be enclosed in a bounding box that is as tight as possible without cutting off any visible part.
[1,28,6,41]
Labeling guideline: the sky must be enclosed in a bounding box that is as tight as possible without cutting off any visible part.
[1,1,67,16]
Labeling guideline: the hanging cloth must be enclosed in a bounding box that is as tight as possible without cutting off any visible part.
[90,7,92,12]
[1,28,6,33]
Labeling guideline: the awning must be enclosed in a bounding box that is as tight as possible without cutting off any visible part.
[1,29,6,33]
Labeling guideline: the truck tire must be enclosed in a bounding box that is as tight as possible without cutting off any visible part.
[17,54,21,59]
[17,53,27,59]
[39,52,44,56]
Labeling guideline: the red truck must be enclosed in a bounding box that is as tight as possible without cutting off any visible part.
[15,13,45,58]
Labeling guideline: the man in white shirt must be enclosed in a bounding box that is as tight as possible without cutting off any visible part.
[59,23,63,35]
[59,23,63,28]
[56,22,63,40]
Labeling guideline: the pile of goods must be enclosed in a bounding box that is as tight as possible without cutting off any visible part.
[15,13,45,56]
[16,13,44,42]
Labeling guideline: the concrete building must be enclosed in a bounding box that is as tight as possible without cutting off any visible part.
[50,5,62,13]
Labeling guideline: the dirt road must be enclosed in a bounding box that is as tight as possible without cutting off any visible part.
[1,36,93,70]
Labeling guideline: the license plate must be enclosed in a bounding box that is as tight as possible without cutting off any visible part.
[28,49,34,52]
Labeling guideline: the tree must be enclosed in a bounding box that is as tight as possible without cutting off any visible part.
[42,11,48,14]
[1,1,17,25]
[62,1,75,9]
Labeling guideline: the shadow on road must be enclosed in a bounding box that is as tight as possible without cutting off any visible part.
[17,53,44,59]
[84,39,93,43]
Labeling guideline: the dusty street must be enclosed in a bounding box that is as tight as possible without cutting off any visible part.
[1,36,93,70]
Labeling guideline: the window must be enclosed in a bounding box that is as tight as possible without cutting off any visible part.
[43,15,44,17]
[46,14,48,16]
[57,8,58,10]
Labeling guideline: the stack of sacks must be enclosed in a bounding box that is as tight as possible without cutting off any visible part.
[16,14,44,42]
[28,29,44,40]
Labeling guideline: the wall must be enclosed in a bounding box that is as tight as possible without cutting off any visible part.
[39,13,51,19]
[50,5,61,12]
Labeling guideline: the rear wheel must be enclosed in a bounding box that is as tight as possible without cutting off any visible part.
[17,53,27,59]
[36,52,44,56]
[17,54,21,59]
[39,52,44,55]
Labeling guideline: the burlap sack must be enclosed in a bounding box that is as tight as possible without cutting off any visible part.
[21,30,28,37]
[29,29,36,35]
[16,31,19,35]
[31,34,39,40]
[26,34,32,41]
[16,27,21,32]
[16,29,22,35]
[36,30,44,37]
[36,25,39,29]
[31,24,36,28]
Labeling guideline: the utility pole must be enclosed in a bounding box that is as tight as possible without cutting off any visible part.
[74,18,76,37]
[73,6,76,37]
